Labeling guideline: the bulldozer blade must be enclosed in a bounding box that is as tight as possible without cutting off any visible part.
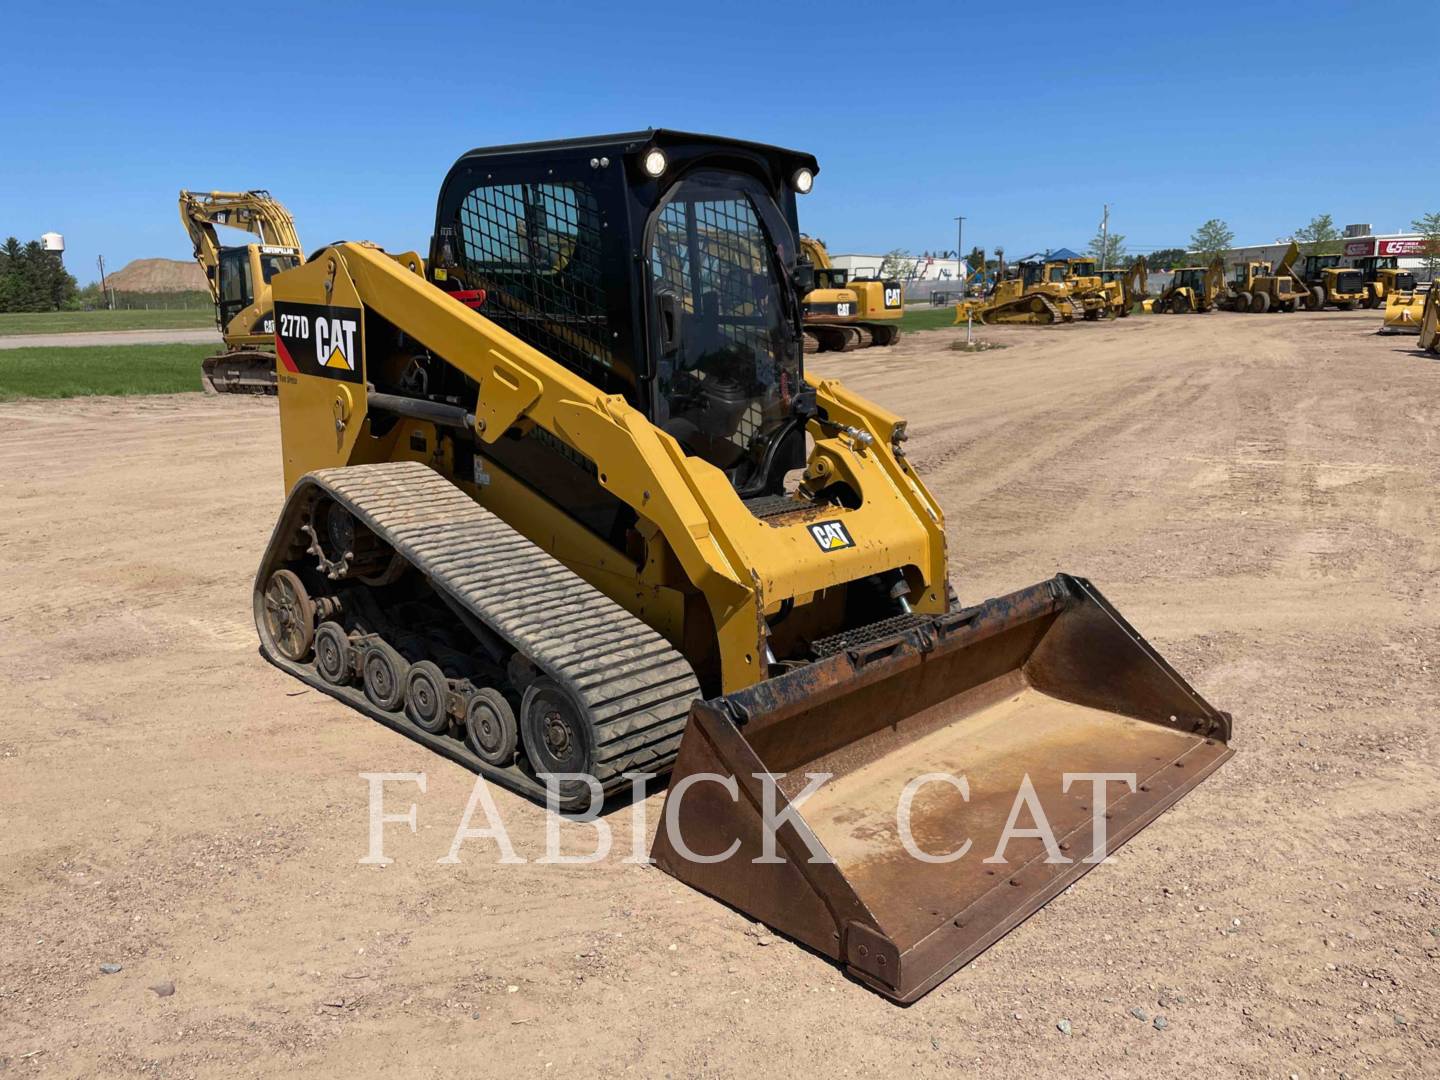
[651,574,1232,1003]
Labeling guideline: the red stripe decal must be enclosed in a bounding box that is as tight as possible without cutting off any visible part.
[275,334,299,373]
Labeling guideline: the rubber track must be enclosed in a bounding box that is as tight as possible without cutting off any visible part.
[261,461,700,791]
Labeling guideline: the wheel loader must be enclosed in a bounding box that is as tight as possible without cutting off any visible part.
[1355,255,1416,309]
[954,259,1081,324]
[254,130,1232,1003]
[1298,253,1366,311]
[178,190,302,393]
[1152,257,1225,314]
[798,235,903,352]
[1219,241,1308,313]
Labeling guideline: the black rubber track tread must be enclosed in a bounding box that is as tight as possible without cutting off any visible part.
[258,461,700,795]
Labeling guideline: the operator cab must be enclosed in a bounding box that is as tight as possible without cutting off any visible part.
[215,244,299,329]
[430,130,818,499]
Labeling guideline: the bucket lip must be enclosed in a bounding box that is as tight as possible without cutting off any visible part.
[848,735,1236,1003]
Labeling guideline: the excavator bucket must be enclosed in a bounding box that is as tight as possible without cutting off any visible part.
[652,575,1232,1003]
[1382,288,1426,335]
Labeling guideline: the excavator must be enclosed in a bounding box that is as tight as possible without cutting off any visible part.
[798,235,903,352]
[1152,257,1226,314]
[252,130,1232,1003]
[954,258,1081,324]
[178,189,303,393]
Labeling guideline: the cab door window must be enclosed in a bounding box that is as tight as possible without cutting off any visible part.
[217,247,253,327]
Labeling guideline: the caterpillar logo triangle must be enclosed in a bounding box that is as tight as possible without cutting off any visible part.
[325,345,352,370]
[807,520,855,552]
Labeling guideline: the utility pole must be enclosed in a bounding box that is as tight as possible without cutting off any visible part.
[96,254,115,311]
[955,215,966,298]
[1099,204,1111,272]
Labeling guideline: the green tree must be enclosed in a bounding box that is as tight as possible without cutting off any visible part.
[0,236,77,312]
[1087,230,1127,269]
[1293,213,1340,254]
[877,248,916,279]
[1146,247,1189,270]
[1189,219,1234,262]
[1411,211,1440,276]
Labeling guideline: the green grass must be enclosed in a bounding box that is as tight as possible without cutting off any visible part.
[0,344,211,400]
[0,309,215,335]
[900,306,965,332]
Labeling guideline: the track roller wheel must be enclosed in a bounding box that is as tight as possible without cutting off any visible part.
[521,677,596,802]
[362,641,409,713]
[262,569,316,661]
[404,660,450,733]
[314,621,354,686]
[465,688,519,766]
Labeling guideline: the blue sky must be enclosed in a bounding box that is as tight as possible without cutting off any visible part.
[3,2,1433,283]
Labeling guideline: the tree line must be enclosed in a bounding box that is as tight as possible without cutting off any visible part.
[0,237,80,312]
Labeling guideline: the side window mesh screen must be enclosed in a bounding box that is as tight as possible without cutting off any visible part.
[456,182,613,380]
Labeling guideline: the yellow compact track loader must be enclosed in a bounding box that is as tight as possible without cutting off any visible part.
[1152,257,1225,314]
[179,190,303,393]
[955,259,1080,324]
[798,235,903,352]
[254,131,1232,1003]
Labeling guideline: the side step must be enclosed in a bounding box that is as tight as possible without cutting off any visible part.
[253,461,700,807]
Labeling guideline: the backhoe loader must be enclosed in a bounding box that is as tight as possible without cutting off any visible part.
[253,130,1232,1003]
[798,235,903,351]
[1100,256,1149,316]
[1152,257,1225,314]
[955,259,1080,324]
[1220,242,1308,313]
[1298,253,1366,311]
[179,189,302,393]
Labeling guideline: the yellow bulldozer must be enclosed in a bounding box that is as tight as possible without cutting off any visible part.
[1219,241,1308,313]
[1054,258,1124,319]
[1152,257,1226,314]
[797,235,903,352]
[178,189,303,393]
[253,130,1232,1002]
[955,258,1081,324]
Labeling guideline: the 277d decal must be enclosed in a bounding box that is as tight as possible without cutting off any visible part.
[274,303,363,384]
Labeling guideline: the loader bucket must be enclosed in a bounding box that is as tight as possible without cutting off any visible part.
[651,574,1233,1003]
[1382,290,1424,335]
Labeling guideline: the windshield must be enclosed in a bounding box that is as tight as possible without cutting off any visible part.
[260,252,299,284]
[1047,265,1066,283]
[1070,261,1096,276]
[1177,269,1203,289]
[648,171,800,495]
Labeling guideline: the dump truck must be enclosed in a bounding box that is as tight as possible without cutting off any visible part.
[1354,255,1416,309]
[178,190,303,393]
[1220,241,1308,312]
[253,130,1233,1003]
[955,259,1081,324]
[1152,257,1226,314]
[1298,253,1366,311]
[798,235,903,352]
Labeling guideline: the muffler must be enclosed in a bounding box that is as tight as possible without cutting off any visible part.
[651,575,1232,1003]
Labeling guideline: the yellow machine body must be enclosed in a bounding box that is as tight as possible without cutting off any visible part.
[799,236,903,350]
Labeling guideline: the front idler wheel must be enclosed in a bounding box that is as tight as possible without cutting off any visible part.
[362,641,408,712]
[521,678,597,803]
[404,660,450,734]
[263,569,316,661]
[465,688,519,766]
[314,621,353,685]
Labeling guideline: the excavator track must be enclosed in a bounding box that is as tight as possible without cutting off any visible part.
[254,461,700,809]
[200,350,279,395]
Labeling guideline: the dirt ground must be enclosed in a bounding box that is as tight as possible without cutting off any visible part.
[1,310,1436,1078]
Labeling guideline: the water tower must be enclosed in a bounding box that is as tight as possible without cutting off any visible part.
[41,232,65,254]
